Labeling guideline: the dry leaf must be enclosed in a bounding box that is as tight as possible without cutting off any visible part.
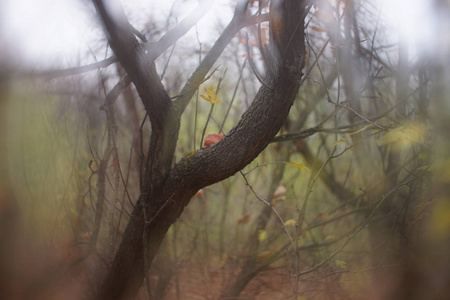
[204,133,225,147]
[311,26,327,32]
[238,213,250,226]
[79,232,92,240]
[324,235,335,241]
[290,162,311,171]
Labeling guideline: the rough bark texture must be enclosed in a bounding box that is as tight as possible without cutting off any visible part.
[93,1,307,300]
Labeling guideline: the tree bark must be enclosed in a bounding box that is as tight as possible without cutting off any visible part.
[93,1,307,299]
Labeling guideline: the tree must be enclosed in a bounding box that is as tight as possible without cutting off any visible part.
[89,1,307,299]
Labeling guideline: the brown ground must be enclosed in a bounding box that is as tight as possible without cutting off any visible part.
[142,263,373,300]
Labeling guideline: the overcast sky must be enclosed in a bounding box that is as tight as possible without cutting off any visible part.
[1,0,433,70]
[0,0,232,68]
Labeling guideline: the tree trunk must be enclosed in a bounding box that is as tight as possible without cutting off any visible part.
[93,1,307,299]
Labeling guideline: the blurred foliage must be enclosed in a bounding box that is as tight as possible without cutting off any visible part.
[1,0,449,299]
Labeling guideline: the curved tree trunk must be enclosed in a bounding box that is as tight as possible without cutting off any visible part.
[92,1,307,299]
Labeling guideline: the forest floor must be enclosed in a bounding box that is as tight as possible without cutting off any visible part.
[140,261,372,300]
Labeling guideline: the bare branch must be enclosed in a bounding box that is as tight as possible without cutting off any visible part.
[92,0,171,130]
[173,11,270,115]
[146,1,213,60]
[39,56,118,78]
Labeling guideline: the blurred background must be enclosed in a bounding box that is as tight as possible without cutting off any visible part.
[1,0,450,299]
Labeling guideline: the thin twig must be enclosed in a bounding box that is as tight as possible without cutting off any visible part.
[220,59,246,133]
[245,33,272,89]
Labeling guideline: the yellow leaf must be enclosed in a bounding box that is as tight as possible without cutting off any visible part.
[88,160,98,171]
[298,297,307,300]
[258,229,267,242]
[186,150,197,159]
[376,123,426,148]
[335,260,347,269]
[290,162,311,171]
[332,138,349,147]
[284,219,297,227]
[376,128,403,146]
[349,123,374,136]
[200,86,221,104]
